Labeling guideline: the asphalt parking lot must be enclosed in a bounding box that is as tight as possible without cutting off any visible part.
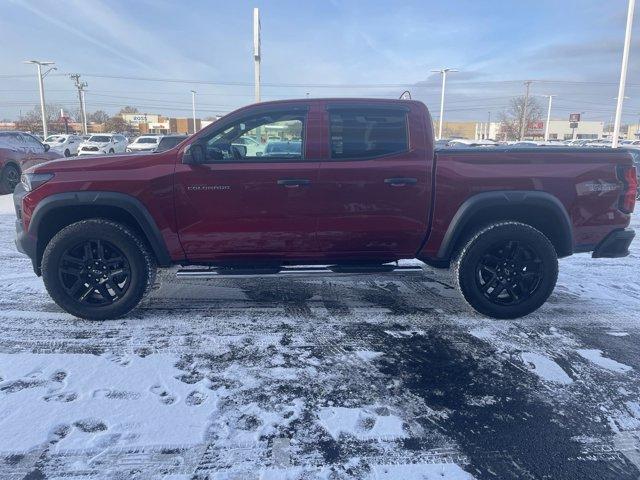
[0,196,638,480]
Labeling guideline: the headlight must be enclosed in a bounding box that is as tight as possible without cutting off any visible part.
[21,172,54,192]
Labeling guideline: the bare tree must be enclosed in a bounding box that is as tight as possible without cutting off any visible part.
[117,106,139,116]
[88,110,110,124]
[103,116,131,133]
[498,96,543,141]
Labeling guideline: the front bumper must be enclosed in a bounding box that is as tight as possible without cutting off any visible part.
[13,183,39,273]
[592,228,635,258]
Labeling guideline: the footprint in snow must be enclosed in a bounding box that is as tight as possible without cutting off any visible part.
[185,390,207,406]
[92,388,141,400]
[50,370,67,382]
[74,418,108,433]
[43,392,78,403]
[150,384,177,405]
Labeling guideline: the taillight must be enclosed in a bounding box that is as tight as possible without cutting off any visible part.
[617,165,637,214]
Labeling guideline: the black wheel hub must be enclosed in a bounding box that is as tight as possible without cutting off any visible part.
[476,240,543,306]
[58,239,131,306]
[5,168,19,190]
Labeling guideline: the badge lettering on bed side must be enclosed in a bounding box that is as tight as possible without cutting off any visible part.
[187,185,231,191]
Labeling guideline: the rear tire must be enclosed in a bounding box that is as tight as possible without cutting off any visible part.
[42,219,156,320]
[453,222,558,319]
[0,164,20,194]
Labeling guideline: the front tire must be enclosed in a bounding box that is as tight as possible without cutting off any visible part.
[0,164,20,194]
[64,149,71,157]
[42,219,156,320]
[453,222,558,319]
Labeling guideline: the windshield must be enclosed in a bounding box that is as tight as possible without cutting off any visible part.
[45,135,63,142]
[135,137,158,144]
[88,135,111,143]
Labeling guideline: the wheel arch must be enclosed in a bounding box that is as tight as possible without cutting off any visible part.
[434,190,573,264]
[30,191,172,273]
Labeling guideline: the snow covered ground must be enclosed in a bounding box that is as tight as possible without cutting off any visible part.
[0,193,639,479]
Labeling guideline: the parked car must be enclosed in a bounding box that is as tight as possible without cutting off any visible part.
[155,134,189,153]
[13,98,637,321]
[126,135,161,153]
[233,135,264,156]
[44,134,83,157]
[447,139,499,148]
[77,134,128,156]
[0,131,61,194]
[262,140,302,157]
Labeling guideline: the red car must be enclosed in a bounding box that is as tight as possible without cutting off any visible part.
[0,131,61,194]
[13,99,637,320]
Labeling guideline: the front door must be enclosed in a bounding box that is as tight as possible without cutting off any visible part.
[174,105,320,262]
[315,102,432,260]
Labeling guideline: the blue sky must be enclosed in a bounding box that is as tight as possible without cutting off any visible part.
[1,0,639,123]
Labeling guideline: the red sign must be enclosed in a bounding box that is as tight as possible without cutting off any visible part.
[528,121,544,132]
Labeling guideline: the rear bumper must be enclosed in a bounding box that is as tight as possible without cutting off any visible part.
[592,228,635,258]
[13,184,39,274]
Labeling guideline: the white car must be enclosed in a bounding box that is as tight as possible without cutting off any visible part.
[126,135,161,153]
[77,134,129,156]
[43,134,83,157]
[234,136,265,156]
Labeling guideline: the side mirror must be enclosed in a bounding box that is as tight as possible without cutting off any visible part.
[183,143,206,164]
[43,143,50,152]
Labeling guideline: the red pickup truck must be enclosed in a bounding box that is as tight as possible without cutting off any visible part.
[13,99,637,320]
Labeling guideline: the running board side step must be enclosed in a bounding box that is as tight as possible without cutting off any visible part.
[176,265,425,278]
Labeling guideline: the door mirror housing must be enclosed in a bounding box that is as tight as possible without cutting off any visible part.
[183,143,207,164]
[43,143,50,152]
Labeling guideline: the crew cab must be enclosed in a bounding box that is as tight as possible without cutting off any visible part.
[13,98,637,320]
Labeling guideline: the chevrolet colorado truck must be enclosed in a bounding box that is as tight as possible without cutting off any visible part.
[13,99,637,320]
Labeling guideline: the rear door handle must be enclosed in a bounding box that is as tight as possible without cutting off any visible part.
[277,179,311,188]
[384,177,418,187]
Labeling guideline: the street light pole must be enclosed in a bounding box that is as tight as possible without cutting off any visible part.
[191,90,197,134]
[613,0,635,148]
[432,68,458,140]
[253,7,261,103]
[543,95,555,142]
[23,60,55,138]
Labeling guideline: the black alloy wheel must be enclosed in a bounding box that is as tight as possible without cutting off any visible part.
[59,239,131,306]
[454,222,558,319]
[475,240,543,306]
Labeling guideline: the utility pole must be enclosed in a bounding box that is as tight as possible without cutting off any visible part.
[23,60,56,138]
[486,111,491,139]
[431,68,458,140]
[253,7,261,103]
[613,0,635,148]
[191,90,197,134]
[519,80,532,141]
[543,95,555,142]
[70,74,88,135]
[81,89,87,134]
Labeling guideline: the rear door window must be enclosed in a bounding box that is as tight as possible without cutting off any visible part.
[329,108,408,160]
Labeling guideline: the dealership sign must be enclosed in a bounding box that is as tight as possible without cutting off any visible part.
[569,113,581,122]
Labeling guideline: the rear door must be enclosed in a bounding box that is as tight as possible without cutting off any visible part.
[174,103,321,261]
[316,102,433,259]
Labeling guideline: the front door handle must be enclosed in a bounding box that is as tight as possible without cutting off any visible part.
[277,179,311,188]
[384,177,418,187]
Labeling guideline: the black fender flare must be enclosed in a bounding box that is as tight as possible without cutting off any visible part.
[436,190,573,261]
[29,191,172,266]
